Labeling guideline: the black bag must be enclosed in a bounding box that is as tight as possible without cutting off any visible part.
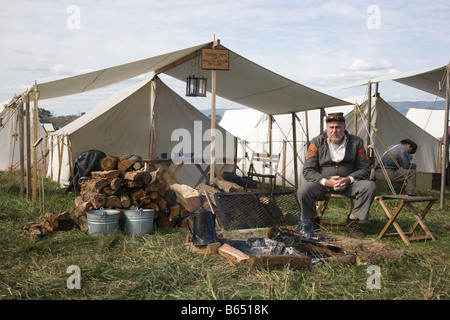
[65,149,106,193]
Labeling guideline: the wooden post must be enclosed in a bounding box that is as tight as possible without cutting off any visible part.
[282,140,287,187]
[440,64,450,209]
[353,103,358,135]
[367,81,372,157]
[292,112,298,190]
[25,95,32,200]
[304,111,310,146]
[209,40,219,185]
[320,108,325,133]
[18,101,25,197]
[32,83,39,201]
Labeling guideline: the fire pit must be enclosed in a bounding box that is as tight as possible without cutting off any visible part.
[186,226,406,270]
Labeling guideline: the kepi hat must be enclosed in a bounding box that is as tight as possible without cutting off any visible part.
[325,112,345,123]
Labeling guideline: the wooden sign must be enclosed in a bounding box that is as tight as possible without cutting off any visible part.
[202,49,229,70]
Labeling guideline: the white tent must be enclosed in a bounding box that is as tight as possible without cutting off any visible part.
[405,108,445,140]
[0,103,47,171]
[346,95,440,173]
[50,76,235,187]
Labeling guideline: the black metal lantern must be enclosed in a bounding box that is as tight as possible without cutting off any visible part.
[186,76,198,97]
[186,76,207,97]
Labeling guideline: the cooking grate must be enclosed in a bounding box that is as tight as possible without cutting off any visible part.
[213,190,301,230]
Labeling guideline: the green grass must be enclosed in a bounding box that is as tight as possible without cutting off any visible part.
[0,171,448,300]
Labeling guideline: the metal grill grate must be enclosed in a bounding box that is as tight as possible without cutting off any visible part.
[214,190,301,230]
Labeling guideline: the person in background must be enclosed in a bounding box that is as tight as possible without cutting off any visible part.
[298,112,377,238]
[374,139,418,196]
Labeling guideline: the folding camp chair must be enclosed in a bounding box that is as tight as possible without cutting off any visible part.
[246,152,280,190]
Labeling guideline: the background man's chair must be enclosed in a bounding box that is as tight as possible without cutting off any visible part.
[246,152,280,190]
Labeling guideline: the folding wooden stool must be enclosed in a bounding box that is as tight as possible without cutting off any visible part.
[317,193,354,230]
[375,195,437,246]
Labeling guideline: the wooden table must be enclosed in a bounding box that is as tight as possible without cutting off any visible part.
[375,195,437,246]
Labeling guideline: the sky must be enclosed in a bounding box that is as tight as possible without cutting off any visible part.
[1,0,449,116]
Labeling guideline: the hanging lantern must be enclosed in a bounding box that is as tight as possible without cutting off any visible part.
[196,76,207,97]
[186,76,207,97]
[186,76,198,97]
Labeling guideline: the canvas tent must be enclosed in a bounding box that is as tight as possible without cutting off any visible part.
[0,102,47,171]
[345,95,440,174]
[49,76,235,187]
[406,108,445,140]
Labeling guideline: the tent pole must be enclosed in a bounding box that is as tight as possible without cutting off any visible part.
[25,95,32,200]
[18,101,25,197]
[292,112,298,190]
[367,81,372,157]
[319,108,325,133]
[353,103,358,135]
[440,64,449,209]
[32,82,39,201]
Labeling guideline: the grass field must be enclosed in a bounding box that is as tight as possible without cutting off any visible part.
[0,171,448,301]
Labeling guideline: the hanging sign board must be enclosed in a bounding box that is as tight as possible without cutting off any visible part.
[201,49,229,70]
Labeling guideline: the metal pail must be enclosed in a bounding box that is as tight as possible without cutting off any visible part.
[87,208,120,235]
[123,208,154,235]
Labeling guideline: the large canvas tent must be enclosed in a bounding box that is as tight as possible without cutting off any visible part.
[49,76,235,187]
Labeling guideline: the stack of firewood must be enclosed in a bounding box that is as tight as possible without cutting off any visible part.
[23,211,75,238]
[73,154,246,231]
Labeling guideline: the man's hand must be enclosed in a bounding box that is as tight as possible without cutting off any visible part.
[325,176,350,191]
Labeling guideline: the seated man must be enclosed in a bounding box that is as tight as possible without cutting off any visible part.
[374,139,417,196]
[298,113,377,237]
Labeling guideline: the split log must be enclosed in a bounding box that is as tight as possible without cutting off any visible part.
[131,189,146,201]
[123,170,147,181]
[80,178,112,192]
[118,155,142,172]
[74,196,93,217]
[101,156,119,170]
[106,195,121,208]
[355,250,405,266]
[250,255,312,270]
[92,170,121,179]
[195,183,219,206]
[213,179,244,193]
[81,191,107,209]
[155,197,167,210]
[110,178,123,190]
[119,193,131,208]
[218,243,250,265]
[169,184,201,212]
[169,205,180,221]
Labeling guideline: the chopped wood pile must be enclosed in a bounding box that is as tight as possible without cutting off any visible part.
[23,211,76,238]
[73,154,245,231]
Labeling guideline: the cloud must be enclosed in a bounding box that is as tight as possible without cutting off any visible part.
[348,58,394,72]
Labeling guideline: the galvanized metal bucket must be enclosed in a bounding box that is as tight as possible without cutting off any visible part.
[123,208,154,235]
[87,208,120,235]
